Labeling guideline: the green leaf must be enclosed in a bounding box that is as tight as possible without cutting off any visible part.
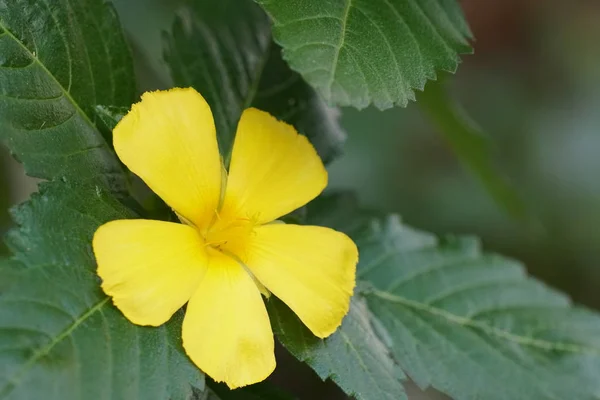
[95,105,128,133]
[0,181,203,400]
[163,0,345,163]
[267,297,407,400]
[0,0,134,189]
[305,191,380,235]
[418,79,528,221]
[355,215,600,400]
[256,0,473,109]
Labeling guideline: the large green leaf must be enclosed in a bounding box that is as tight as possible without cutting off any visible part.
[163,0,345,163]
[359,220,600,399]
[307,193,600,400]
[0,181,203,400]
[256,0,473,109]
[267,297,407,400]
[0,0,134,188]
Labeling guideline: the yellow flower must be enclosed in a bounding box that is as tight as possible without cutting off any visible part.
[92,88,358,389]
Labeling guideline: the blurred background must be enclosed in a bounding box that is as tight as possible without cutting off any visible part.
[1,0,600,397]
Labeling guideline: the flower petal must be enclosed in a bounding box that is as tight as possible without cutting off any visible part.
[93,219,207,326]
[113,88,222,231]
[182,250,275,389]
[220,108,327,224]
[242,224,357,338]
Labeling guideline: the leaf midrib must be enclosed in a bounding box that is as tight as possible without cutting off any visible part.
[326,0,352,98]
[0,19,106,144]
[370,289,600,355]
[0,297,110,398]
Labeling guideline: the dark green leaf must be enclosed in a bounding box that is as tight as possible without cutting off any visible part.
[256,0,473,109]
[355,215,600,400]
[6,181,131,267]
[268,297,407,400]
[194,379,296,400]
[0,181,203,400]
[163,0,345,163]
[0,0,134,189]
[95,104,128,133]
[418,79,528,221]
[305,191,380,236]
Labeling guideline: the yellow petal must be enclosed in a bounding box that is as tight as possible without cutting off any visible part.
[220,108,327,224]
[242,224,357,338]
[113,88,222,232]
[182,250,275,389]
[93,219,207,326]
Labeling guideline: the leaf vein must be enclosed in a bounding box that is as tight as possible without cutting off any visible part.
[372,290,600,355]
[0,297,110,398]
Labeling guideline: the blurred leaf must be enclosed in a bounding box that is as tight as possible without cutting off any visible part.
[306,191,380,235]
[267,297,407,400]
[0,153,9,255]
[256,0,472,109]
[0,181,203,400]
[163,0,345,163]
[418,80,527,220]
[0,0,134,190]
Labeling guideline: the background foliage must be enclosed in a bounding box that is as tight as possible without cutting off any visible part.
[2,0,600,399]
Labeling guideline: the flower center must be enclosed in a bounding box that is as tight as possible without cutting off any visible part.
[204,215,256,256]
